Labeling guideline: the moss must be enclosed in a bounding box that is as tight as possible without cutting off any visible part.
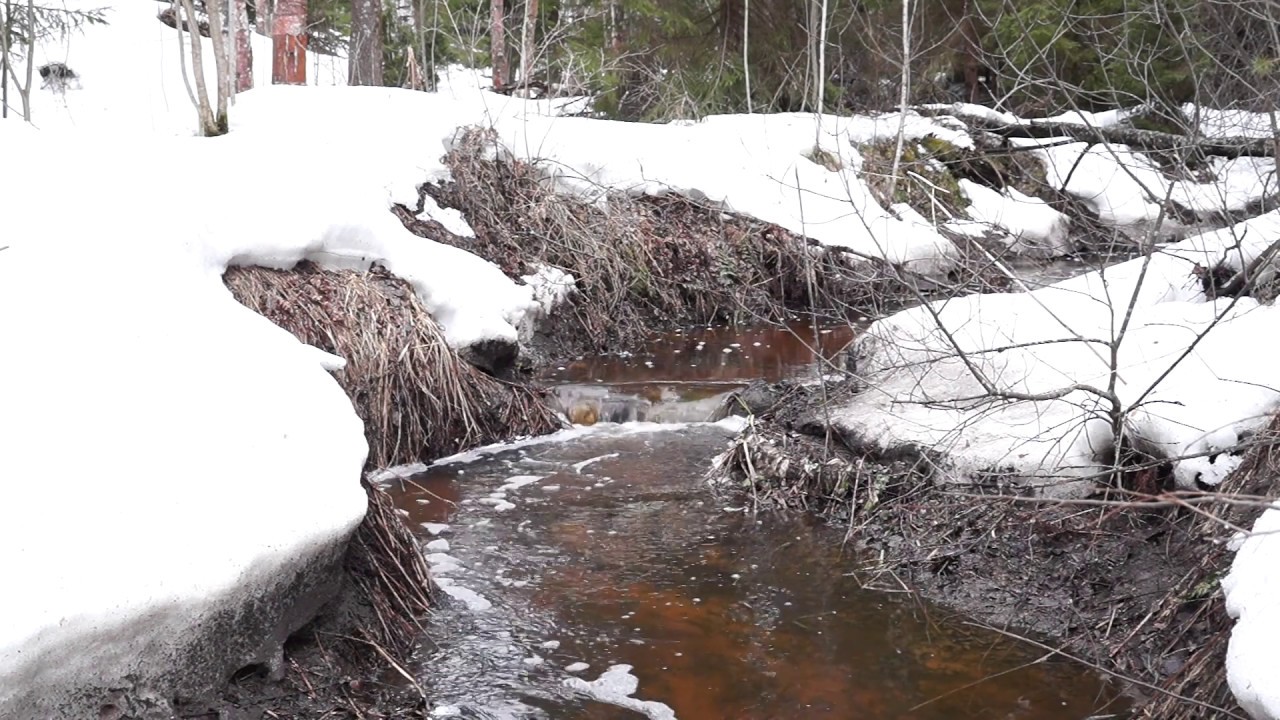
[856,136,968,218]
[984,149,1050,199]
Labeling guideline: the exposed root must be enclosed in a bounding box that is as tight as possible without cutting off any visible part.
[224,262,564,469]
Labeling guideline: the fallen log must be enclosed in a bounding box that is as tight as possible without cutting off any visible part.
[923,104,1278,159]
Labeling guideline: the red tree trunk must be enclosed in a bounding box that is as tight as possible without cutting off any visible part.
[490,0,508,90]
[234,0,254,92]
[272,0,307,85]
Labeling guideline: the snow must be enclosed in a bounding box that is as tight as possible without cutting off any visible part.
[1043,107,1135,128]
[499,475,545,491]
[21,0,346,134]
[522,265,577,320]
[831,206,1280,715]
[959,180,1071,256]
[838,210,1280,495]
[9,0,1280,713]
[563,665,677,720]
[434,577,493,612]
[1224,507,1280,720]
[1015,139,1277,233]
[0,130,372,717]
[485,112,963,274]
[1185,105,1278,140]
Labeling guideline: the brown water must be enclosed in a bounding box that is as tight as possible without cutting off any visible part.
[385,323,1130,720]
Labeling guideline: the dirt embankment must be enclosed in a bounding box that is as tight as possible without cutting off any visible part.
[714,379,1276,719]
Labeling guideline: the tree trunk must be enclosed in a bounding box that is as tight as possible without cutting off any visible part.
[178,0,220,134]
[489,0,507,90]
[205,0,231,130]
[255,0,270,34]
[234,0,253,92]
[742,0,751,113]
[517,0,537,88]
[958,0,982,103]
[1,0,11,120]
[607,0,622,53]
[272,0,306,84]
[18,0,31,120]
[349,0,383,85]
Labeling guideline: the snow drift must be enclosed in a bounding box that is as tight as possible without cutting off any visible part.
[8,0,1280,715]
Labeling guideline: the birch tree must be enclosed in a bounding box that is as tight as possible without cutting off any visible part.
[517,0,537,89]
[175,0,231,135]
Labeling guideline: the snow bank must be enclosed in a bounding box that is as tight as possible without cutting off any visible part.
[0,2,547,711]
[0,120,370,713]
[1185,105,1278,140]
[484,112,963,274]
[833,205,1280,715]
[1014,139,1276,234]
[959,179,1071,256]
[1224,507,1280,720]
[837,210,1280,495]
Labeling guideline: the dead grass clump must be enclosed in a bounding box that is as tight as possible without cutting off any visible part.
[345,478,434,660]
[712,418,932,522]
[406,127,917,355]
[224,261,563,469]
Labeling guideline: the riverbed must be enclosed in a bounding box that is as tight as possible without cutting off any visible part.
[384,323,1131,719]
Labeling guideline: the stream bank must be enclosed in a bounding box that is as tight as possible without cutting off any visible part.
[716,377,1265,720]
[378,323,1129,719]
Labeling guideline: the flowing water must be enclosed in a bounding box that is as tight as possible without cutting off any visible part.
[385,322,1130,720]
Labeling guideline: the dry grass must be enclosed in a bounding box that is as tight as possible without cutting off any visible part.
[346,478,434,659]
[224,261,563,469]
[222,261,569,692]
[402,127,923,355]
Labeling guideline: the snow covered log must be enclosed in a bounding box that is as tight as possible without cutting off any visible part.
[927,104,1280,159]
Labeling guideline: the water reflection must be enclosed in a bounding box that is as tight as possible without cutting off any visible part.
[390,428,1127,719]
[543,322,858,387]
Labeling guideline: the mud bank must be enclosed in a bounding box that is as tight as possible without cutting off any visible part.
[716,380,1278,719]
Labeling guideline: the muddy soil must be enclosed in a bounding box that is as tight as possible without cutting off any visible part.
[718,390,1267,719]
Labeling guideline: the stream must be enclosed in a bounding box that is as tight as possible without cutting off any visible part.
[384,322,1130,719]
